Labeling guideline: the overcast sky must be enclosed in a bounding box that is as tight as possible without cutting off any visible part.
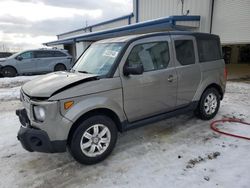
[0,0,132,51]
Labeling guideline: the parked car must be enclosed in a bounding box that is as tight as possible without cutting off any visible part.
[0,49,73,77]
[16,31,226,164]
[0,52,13,58]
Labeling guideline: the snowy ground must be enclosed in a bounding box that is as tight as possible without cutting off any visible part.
[0,76,250,188]
[0,76,38,101]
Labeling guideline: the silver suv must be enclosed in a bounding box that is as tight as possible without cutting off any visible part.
[0,49,72,77]
[16,32,226,164]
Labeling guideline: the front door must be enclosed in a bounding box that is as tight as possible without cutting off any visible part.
[120,36,178,122]
[16,51,37,73]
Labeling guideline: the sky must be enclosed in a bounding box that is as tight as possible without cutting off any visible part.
[0,0,132,52]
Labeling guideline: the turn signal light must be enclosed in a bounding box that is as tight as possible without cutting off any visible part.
[64,101,74,110]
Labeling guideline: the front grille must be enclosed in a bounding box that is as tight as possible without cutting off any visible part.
[20,90,31,120]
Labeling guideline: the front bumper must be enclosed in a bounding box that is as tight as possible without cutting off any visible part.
[16,109,66,153]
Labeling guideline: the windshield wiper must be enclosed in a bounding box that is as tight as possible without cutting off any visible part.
[77,70,92,74]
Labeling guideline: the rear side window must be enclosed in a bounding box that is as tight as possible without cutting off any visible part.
[53,51,67,57]
[197,38,222,62]
[35,51,53,58]
[127,42,170,72]
[174,40,195,65]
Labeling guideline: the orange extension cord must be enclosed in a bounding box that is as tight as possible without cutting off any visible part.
[210,118,250,141]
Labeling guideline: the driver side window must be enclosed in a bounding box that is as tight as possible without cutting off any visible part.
[19,51,33,59]
[127,42,170,72]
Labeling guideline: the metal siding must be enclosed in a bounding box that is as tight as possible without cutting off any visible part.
[53,44,64,49]
[58,30,90,40]
[92,19,129,32]
[76,42,84,59]
[58,19,129,39]
[138,0,211,32]
[175,20,200,28]
[76,42,92,59]
[212,0,250,44]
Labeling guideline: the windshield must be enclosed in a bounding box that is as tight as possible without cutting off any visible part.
[73,42,125,76]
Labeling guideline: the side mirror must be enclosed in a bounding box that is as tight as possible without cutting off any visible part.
[16,56,23,61]
[124,63,144,76]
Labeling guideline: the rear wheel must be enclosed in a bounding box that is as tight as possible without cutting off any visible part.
[2,66,17,77]
[69,115,118,165]
[195,88,220,120]
[54,64,66,71]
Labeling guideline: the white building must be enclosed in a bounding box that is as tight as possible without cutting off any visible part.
[44,0,250,76]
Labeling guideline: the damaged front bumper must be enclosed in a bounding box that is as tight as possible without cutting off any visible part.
[16,109,66,153]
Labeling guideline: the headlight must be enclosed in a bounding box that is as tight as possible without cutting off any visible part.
[33,106,46,122]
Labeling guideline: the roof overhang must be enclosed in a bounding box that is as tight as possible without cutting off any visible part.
[44,15,200,46]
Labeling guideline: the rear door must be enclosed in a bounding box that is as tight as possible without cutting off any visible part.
[171,35,201,106]
[120,36,178,122]
[16,51,36,73]
[34,50,54,72]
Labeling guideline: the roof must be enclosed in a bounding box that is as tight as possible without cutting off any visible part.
[94,31,220,44]
[95,34,143,43]
[44,15,200,46]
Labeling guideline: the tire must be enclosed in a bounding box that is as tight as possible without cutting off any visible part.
[69,115,118,165]
[54,64,66,71]
[195,88,220,120]
[2,66,17,77]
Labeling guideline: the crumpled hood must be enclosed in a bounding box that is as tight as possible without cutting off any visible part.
[22,71,98,98]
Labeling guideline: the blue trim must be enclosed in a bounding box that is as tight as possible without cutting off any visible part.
[57,13,134,37]
[136,0,139,23]
[169,15,201,21]
[44,15,200,46]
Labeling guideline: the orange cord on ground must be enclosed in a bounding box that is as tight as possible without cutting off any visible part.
[210,118,250,141]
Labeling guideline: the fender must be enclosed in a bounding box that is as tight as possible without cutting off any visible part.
[60,90,126,125]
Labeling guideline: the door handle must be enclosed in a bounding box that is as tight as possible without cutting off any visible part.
[168,75,174,82]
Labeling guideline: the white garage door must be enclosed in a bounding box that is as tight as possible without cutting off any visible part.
[212,0,250,44]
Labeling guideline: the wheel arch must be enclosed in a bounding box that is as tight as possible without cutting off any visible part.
[54,63,66,71]
[67,108,122,145]
[2,65,18,75]
[203,83,224,100]
[1,65,18,74]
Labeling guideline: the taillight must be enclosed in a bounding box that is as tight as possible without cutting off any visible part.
[224,67,227,80]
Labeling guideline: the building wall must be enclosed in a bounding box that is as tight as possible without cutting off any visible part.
[58,29,91,40]
[212,0,250,44]
[58,18,131,40]
[92,19,130,32]
[53,44,64,49]
[75,41,92,59]
[136,0,212,33]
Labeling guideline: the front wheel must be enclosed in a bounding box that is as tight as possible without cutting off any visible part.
[195,88,220,120]
[69,115,118,165]
[2,66,17,77]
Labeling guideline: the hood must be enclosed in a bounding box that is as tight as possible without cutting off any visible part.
[22,71,98,98]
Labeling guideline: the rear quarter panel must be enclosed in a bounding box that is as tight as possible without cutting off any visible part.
[193,59,226,101]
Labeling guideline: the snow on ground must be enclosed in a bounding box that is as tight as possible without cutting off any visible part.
[0,76,38,101]
[0,75,38,88]
[0,77,250,188]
